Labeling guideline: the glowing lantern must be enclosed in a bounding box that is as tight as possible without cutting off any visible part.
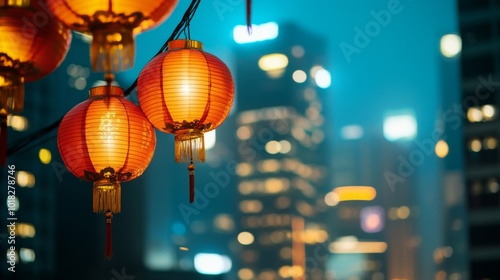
[45,0,179,72]
[57,85,156,259]
[0,0,71,165]
[137,39,234,202]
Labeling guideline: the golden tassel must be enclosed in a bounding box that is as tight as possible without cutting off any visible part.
[93,180,121,213]
[174,130,205,163]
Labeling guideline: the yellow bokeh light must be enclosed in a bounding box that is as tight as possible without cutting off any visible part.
[397,206,410,219]
[324,192,339,206]
[482,104,495,120]
[238,268,254,280]
[258,53,288,71]
[333,186,376,201]
[265,140,281,154]
[16,171,35,188]
[38,148,52,164]
[236,125,252,140]
[17,223,35,238]
[469,139,482,152]
[8,115,28,131]
[484,137,497,150]
[467,107,482,122]
[237,231,255,245]
[435,140,449,158]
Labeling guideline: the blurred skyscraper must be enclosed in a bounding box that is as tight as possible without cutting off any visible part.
[231,22,332,279]
[458,0,500,279]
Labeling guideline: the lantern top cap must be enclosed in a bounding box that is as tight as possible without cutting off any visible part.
[168,39,203,50]
[89,86,124,97]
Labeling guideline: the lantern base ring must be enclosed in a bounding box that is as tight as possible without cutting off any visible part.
[93,180,121,213]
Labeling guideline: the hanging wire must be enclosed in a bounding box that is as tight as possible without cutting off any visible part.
[7,0,203,157]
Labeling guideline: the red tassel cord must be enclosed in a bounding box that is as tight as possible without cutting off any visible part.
[188,162,195,203]
[246,0,252,34]
[105,211,113,260]
[1,116,7,166]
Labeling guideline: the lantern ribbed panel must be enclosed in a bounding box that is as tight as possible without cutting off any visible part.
[45,0,179,34]
[137,40,235,132]
[0,4,72,82]
[57,86,156,182]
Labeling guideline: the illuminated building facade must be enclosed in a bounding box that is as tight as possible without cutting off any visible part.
[458,1,500,279]
[232,22,331,280]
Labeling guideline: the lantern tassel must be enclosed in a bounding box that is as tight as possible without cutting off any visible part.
[246,0,252,34]
[1,115,6,166]
[174,131,205,163]
[188,162,195,203]
[105,211,113,260]
[93,182,121,213]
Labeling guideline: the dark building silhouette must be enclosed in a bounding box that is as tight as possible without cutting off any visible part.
[458,0,500,279]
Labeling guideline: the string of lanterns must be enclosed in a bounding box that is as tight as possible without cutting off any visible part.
[1,0,250,259]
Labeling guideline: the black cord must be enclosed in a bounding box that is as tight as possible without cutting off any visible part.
[7,0,203,157]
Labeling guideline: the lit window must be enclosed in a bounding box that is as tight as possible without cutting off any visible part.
[17,223,35,238]
[236,162,253,177]
[258,159,280,173]
[467,107,483,122]
[487,178,499,193]
[16,171,35,188]
[469,139,482,152]
[484,136,497,150]
[240,200,263,213]
[482,105,496,120]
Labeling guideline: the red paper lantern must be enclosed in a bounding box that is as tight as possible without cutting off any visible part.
[45,0,179,72]
[0,1,72,165]
[137,39,234,202]
[57,85,156,258]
